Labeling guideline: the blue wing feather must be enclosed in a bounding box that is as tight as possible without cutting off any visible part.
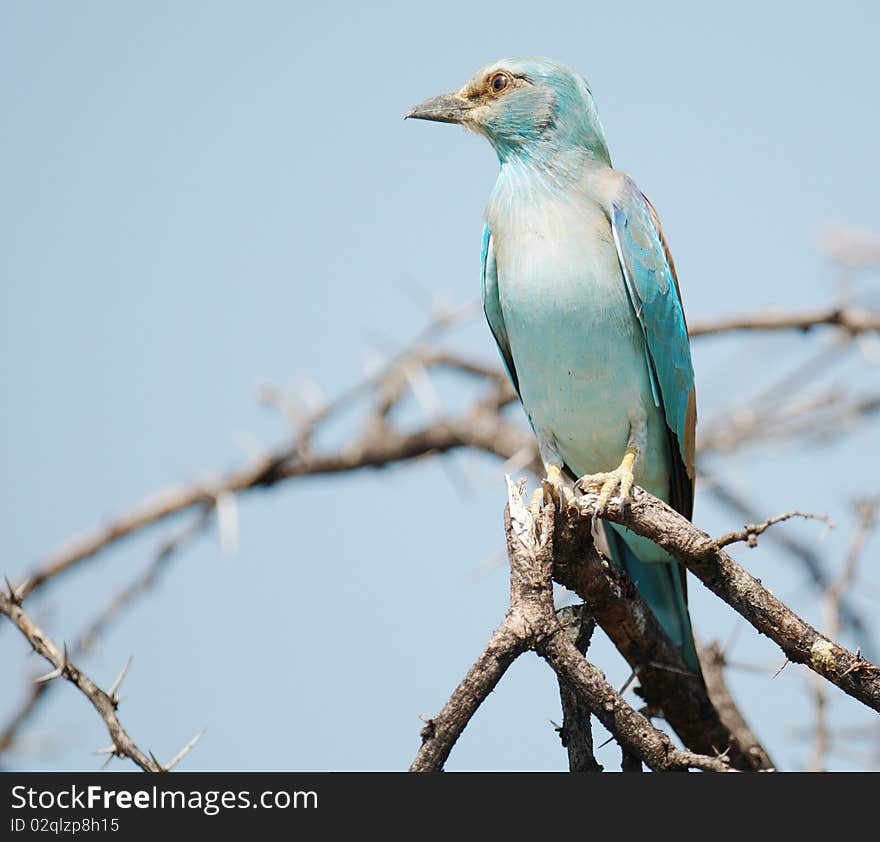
[482,190,695,518]
[480,224,520,396]
[610,178,695,489]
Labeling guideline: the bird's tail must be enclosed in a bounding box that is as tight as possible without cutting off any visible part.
[604,524,702,679]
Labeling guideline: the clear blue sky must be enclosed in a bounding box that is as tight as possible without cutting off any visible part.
[2,1,878,771]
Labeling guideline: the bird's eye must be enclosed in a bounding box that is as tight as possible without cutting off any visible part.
[489,72,510,93]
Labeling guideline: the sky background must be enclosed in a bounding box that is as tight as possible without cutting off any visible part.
[2,1,879,772]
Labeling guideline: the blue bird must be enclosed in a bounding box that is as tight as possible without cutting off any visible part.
[407,57,700,675]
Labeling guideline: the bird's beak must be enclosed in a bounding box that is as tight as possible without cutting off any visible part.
[405,92,474,124]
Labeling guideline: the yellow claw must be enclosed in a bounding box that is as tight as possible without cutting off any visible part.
[546,464,565,484]
[578,447,637,514]
[542,464,574,508]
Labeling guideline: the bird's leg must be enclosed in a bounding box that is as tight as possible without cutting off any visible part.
[576,419,646,514]
[534,434,575,510]
[542,463,576,508]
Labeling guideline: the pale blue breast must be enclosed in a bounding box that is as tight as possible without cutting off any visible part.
[487,188,672,502]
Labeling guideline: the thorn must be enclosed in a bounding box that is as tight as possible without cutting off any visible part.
[35,643,68,684]
[164,729,205,771]
[711,744,732,763]
[647,660,698,678]
[499,446,538,479]
[839,651,880,678]
[722,621,745,657]
[95,745,117,755]
[215,492,239,557]
[618,669,637,696]
[772,658,791,679]
[597,734,616,750]
[34,665,63,684]
[401,358,442,420]
[4,576,22,605]
[148,751,167,773]
[100,753,115,770]
[108,656,133,703]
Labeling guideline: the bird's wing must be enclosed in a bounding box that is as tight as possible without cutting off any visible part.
[609,176,696,518]
[481,224,520,397]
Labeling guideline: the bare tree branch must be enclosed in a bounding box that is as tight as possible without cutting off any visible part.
[0,587,163,771]
[12,302,880,610]
[713,510,833,549]
[554,605,602,772]
[571,487,880,711]
[550,499,771,770]
[699,641,775,771]
[7,297,880,770]
[701,474,873,647]
[689,306,880,338]
[410,612,527,772]
[809,496,879,770]
[11,382,531,604]
[411,480,732,773]
[0,509,209,755]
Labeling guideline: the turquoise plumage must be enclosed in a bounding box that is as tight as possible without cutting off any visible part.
[408,57,700,675]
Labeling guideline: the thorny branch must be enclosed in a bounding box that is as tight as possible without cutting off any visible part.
[713,510,834,549]
[9,356,525,605]
[413,475,880,770]
[808,497,879,770]
[550,498,772,770]
[688,306,880,338]
[9,300,880,608]
[698,641,772,769]
[0,586,200,771]
[554,605,603,772]
[0,508,210,755]
[410,480,732,773]
[570,487,880,712]
[3,293,880,770]
[699,474,872,648]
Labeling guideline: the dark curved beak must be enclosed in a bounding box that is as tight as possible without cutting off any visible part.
[405,92,474,124]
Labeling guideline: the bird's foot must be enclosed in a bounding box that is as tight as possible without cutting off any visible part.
[539,464,575,511]
[575,450,637,515]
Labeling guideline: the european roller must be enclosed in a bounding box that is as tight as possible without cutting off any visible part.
[407,57,700,675]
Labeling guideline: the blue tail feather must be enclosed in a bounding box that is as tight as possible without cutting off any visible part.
[605,525,701,678]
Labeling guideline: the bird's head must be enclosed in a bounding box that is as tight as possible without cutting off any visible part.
[406,57,610,167]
